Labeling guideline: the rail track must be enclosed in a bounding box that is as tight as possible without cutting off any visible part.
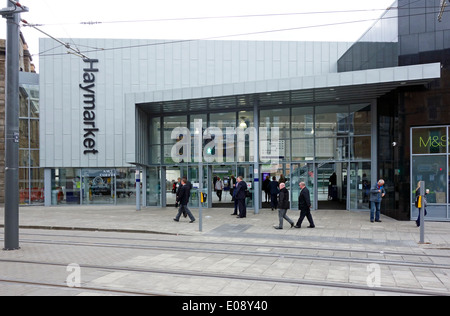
[1,230,450,296]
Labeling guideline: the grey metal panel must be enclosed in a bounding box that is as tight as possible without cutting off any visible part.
[40,38,354,168]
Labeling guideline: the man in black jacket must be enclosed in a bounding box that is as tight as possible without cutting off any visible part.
[174,178,195,223]
[295,182,315,229]
[274,183,294,230]
[235,176,247,218]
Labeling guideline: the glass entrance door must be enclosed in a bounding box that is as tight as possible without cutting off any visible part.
[212,165,236,206]
[349,162,371,210]
[316,162,347,210]
[166,166,184,206]
[291,163,315,210]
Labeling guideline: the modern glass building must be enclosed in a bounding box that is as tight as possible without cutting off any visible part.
[39,0,450,221]
[19,72,43,205]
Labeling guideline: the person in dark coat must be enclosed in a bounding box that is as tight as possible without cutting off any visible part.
[295,182,315,229]
[235,176,247,218]
[174,178,195,223]
[269,176,280,211]
[274,183,294,230]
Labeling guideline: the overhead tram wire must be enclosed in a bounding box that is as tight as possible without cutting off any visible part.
[33,7,444,59]
[26,5,444,27]
[21,19,89,59]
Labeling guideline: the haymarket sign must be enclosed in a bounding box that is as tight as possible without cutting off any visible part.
[80,59,99,155]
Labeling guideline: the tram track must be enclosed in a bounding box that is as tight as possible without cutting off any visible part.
[17,230,450,259]
[10,235,450,271]
[0,278,167,296]
[2,230,450,296]
[0,257,448,296]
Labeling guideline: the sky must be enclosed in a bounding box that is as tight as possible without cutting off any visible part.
[0,0,396,70]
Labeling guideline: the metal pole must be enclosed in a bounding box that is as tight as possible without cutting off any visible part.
[3,3,20,251]
[199,162,203,232]
[419,181,425,244]
[253,100,260,214]
[136,168,141,211]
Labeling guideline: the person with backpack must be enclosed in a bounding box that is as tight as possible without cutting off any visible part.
[274,183,294,230]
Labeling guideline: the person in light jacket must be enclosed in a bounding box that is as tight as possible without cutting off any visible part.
[274,183,294,230]
[370,179,386,223]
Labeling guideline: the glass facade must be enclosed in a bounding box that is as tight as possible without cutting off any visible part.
[148,103,372,211]
[338,2,399,72]
[19,83,44,205]
[410,126,450,221]
[49,167,141,206]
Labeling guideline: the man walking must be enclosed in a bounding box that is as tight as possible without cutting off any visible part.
[235,176,247,218]
[174,178,196,223]
[295,182,315,229]
[215,177,224,202]
[274,183,294,230]
[370,179,386,223]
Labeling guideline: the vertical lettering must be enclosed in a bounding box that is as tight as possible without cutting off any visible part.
[81,59,99,155]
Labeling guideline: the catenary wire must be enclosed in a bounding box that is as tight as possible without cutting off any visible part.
[34,8,443,58]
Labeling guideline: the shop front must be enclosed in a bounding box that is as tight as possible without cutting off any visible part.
[411,126,450,221]
[49,167,141,206]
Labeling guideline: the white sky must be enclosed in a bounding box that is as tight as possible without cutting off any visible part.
[0,0,396,70]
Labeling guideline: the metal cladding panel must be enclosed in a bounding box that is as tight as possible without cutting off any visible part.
[39,38,352,168]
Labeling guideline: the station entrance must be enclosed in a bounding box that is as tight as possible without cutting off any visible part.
[163,164,254,209]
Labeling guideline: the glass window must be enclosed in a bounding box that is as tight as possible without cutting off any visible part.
[350,136,371,160]
[315,105,349,137]
[29,120,40,149]
[19,119,28,148]
[149,145,161,164]
[19,87,28,117]
[412,155,447,205]
[29,149,40,167]
[19,149,29,167]
[163,116,188,144]
[149,117,161,145]
[349,162,371,210]
[19,168,30,204]
[190,114,207,133]
[412,127,447,155]
[210,112,236,128]
[147,167,161,207]
[163,145,176,164]
[52,168,81,205]
[260,109,290,139]
[349,104,371,135]
[292,138,314,161]
[82,169,115,205]
[292,107,314,138]
[116,168,137,205]
[316,137,348,161]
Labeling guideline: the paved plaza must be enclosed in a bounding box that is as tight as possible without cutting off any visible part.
[1,205,450,296]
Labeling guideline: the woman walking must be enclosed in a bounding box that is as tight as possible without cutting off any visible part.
[274,183,294,230]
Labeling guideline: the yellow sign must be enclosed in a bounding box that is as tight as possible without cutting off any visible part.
[417,196,422,209]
